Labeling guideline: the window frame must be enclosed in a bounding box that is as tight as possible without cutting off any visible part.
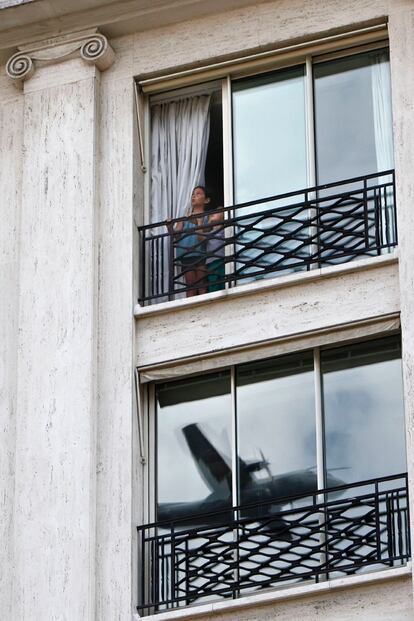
[142,37,391,219]
[139,35,392,301]
[145,331,404,521]
[136,330,408,613]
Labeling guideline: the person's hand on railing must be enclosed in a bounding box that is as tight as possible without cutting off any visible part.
[201,208,224,236]
[208,209,224,225]
[165,218,184,233]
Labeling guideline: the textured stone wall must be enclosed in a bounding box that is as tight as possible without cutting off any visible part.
[12,61,100,620]
[135,260,400,367]
[0,72,23,621]
[210,576,413,621]
[95,75,135,621]
[1,0,414,619]
[389,2,414,606]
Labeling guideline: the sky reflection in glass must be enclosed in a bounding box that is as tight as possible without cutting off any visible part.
[322,337,406,485]
[155,338,406,521]
[156,372,231,515]
[314,50,392,185]
[232,66,307,203]
[236,353,316,506]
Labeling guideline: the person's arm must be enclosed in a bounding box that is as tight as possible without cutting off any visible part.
[198,209,224,238]
[166,218,184,233]
[208,209,224,225]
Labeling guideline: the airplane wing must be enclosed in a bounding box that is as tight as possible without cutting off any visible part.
[182,423,233,493]
[182,423,257,494]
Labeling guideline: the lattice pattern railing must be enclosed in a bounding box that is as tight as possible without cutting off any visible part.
[138,170,397,304]
[137,473,409,614]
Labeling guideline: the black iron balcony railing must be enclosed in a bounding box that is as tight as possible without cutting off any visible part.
[138,170,397,305]
[137,473,410,614]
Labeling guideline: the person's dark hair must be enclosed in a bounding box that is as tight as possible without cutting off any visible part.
[192,185,216,210]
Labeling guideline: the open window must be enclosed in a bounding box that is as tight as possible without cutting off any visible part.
[138,40,397,304]
[149,81,224,221]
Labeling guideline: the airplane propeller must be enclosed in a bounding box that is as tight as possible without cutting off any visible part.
[259,448,272,479]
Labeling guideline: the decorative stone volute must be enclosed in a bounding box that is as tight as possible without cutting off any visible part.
[6,29,115,89]
[6,53,35,85]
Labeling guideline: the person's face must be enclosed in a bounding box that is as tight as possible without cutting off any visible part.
[191,187,209,209]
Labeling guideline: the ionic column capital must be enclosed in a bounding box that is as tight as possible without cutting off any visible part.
[6,28,115,89]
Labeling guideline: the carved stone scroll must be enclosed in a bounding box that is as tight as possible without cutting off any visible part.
[5,53,35,86]
[80,34,115,71]
[6,31,115,89]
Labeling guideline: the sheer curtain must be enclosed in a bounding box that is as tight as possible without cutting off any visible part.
[371,51,395,247]
[371,51,393,174]
[151,94,211,222]
[149,94,211,299]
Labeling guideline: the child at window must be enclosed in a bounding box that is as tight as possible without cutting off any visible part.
[167,186,210,297]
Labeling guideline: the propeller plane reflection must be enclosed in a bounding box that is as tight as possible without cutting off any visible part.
[157,423,344,528]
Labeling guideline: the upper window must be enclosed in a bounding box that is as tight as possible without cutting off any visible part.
[138,45,397,304]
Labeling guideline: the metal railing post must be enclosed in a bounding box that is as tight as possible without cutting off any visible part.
[139,228,146,305]
[171,524,176,608]
[168,231,174,301]
[363,177,369,251]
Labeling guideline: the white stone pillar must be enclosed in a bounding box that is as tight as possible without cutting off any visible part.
[389,0,414,607]
[0,73,23,620]
[7,33,113,620]
[95,73,135,620]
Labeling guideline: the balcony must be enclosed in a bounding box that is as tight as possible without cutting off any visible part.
[138,171,397,305]
[137,473,410,614]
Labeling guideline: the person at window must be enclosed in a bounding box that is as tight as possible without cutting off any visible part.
[166,186,210,297]
[205,208,225,292]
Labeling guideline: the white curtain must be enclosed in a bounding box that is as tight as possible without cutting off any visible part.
[371,51,393,174]
[149,94,211,300]
[151,94,211,222]
[371,51,395,247]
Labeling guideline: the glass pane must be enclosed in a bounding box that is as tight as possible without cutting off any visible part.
[156,371,232,523]
[314,50,395,265]
[236,352,316,507]
[232,67,309,280]
[314,49,393,184]
[233,66,308,202]
[321,337,407,578]
[236,353,318,591]
[322,336,406,486]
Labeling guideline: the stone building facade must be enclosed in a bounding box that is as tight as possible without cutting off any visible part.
[1,0,414,620]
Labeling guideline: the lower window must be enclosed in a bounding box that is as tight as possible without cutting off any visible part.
[138,336,409,613]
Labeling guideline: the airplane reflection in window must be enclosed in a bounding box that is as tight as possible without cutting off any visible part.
[157,422,343,528]
[155,339,405,530]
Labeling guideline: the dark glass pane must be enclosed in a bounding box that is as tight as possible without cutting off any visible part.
[322,337,407,579]
[314,49,393,185]
[236,352,316,508]
[156,372,232,523]
[322,336,406,486]
[314,50,395,265]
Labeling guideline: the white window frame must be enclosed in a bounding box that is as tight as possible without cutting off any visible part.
[136,328,406,616]
[137,29,391,297]
[141,32,390,220]
[136,314,401,543]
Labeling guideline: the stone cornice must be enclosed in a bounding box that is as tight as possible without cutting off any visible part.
[6,28,115,89]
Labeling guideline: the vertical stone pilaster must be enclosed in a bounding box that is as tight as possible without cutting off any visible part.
[95,75,135,621]
[0,77,24,621]
[12,60,100,621]
[389,1,414,610]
